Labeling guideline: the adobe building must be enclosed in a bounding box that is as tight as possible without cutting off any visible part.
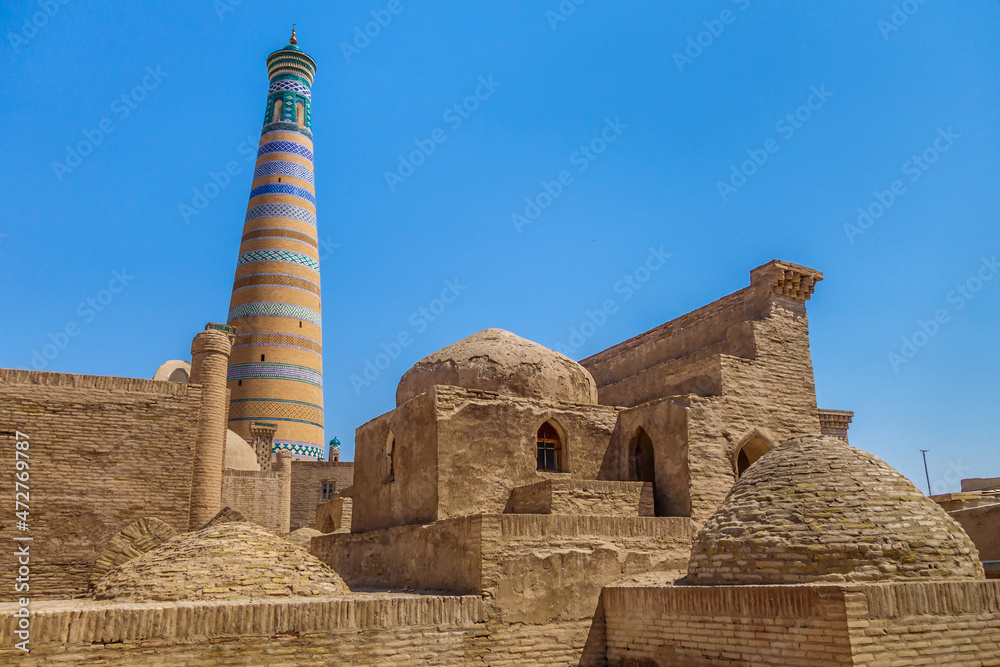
[2,31,998,667]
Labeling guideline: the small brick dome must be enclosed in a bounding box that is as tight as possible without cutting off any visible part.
[687,435,984,585]
[90,522,350,601]
[396,328,598,406]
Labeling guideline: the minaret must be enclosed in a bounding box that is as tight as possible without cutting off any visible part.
[226,29,323,460]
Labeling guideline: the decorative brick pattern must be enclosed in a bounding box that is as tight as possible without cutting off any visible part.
[257,140,314,163]
[237,248,320,272]
[228,301,322,326]
[244,202,317,227]
[232,271,321,295]
[227,362,323,388]
[252,159,315,184]
[233,330,322,354]
[269,77,312,100]
[229,398,324,427]
[249,182,316,204]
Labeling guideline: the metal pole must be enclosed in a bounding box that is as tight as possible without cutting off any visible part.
[920,449,931,495]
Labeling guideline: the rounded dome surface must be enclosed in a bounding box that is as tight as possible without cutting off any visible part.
[90,522,350,601]
[687,435,984,585]
[396,328,597,406]
[153,360,190,383]
[225,430,261,471]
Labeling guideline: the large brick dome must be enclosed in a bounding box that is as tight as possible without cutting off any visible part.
[90,522,350,601]
[396,328,598,406]
[687,435,984,585]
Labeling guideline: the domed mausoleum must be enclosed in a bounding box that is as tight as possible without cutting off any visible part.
[687,435,984,584]
[396,328,598,406]
[352,328,620,531]
[90,522,349,601]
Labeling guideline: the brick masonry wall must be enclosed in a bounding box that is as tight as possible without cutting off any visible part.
[289,460,354,530]
[507,479,653,516]
[0,595,608,665]
[847,581,1000,666]
[485,515,696,625]
[604,584,855,666]
[604,581,1000,666]
[221,469,281,532]
[0,595,488,665]
[0,370,203,601]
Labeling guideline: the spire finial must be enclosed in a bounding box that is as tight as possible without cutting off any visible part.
[289,25,297,45]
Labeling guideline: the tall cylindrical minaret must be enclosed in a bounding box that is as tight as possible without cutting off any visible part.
[226,29,323,460]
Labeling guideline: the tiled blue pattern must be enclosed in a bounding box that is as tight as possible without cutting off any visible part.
[273,441,323,459]
[245,202,316,227]
[249,183,316,205]
[228,362,323,388]
[268,79,312,101]
[228,301,322,326]
[252,160,315,185]
[237,249,320,272]
[258,140,313,163]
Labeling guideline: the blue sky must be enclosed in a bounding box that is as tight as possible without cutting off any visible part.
[1,1,997,493]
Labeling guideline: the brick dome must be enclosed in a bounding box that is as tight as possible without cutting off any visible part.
[687,435,984,585]
[396,328,598,406]
[90,522,350,601]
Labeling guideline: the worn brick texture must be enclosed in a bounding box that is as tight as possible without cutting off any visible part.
[688,436,984,585]
[221,469,282,533]
[0,370,203,601]
[604,580,1000,666]
[289,460,354,530]
[506,479,654,516]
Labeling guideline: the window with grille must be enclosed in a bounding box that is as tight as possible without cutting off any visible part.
[536,422,562,472]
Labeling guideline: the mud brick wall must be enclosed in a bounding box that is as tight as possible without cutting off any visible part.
[508,479,653,516]
[604,584,854,666]
[289,460,354,530]
[846,581,1000,666]
[221,469,281,533]
[0,595,488,665]
[604,581,1000,666]
[0,370,202,601]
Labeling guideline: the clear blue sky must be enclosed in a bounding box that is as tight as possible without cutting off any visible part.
[1,1,996,493]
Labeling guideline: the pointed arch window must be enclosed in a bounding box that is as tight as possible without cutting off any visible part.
[296,101,305,127]
[272,99,282,122]
[536,422,562,472]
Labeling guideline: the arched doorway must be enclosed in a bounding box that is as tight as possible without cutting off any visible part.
[736,435,771,477]
[629,428,655,483]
